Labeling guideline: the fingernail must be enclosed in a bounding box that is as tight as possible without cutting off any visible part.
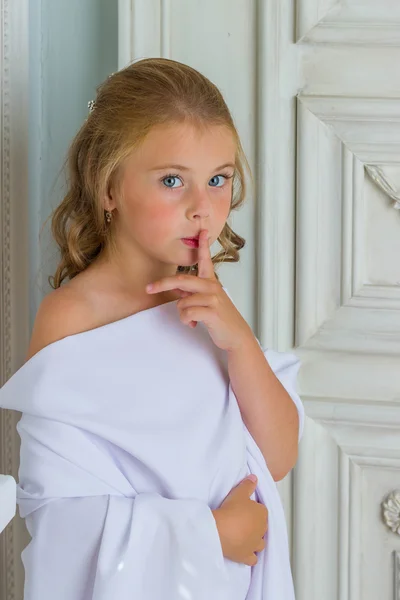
[146,284,153,291]
[247,474,257,483]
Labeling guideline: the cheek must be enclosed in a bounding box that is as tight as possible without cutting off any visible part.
[136,202,178,242]
[217,193,232,221]
[148,203,176,228]
[120,180,176,234]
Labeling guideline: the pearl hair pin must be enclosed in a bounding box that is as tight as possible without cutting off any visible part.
[87,71,116,114]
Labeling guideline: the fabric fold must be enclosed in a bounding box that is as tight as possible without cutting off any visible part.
[0,285,304,599]
[16,415,231,600]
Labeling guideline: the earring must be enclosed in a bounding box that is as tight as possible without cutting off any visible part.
[105,210,112,223]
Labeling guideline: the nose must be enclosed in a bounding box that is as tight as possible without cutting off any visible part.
[187,186,211,221]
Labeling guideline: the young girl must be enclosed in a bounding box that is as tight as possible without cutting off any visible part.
[0,58,304,599]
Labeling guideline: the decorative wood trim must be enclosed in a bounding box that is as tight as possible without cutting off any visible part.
[256,0,297,352]
[118,0,132,68]
[0,0,30,598]
[1,2,14,597]
[382,491,400,535]
[296,95,344,346]
[254,0,301,552]
[296,94,400,353]
[296,0,341,43]
[395,552,400,600]
[293,397,400,600]
[365,165,400,210]
[303,396,400,429]
[118,0,171,68]
[297,94,400,164]
[296,0,400,46]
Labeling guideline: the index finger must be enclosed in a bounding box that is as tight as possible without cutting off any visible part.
[197,228,214,279]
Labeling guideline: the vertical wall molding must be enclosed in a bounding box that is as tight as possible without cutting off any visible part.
[118,0,171,68]
[256,0,300,551]
[256,0,298,352]
[0,0,30,598]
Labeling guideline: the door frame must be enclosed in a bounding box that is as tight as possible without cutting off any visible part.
[0,0,30,597]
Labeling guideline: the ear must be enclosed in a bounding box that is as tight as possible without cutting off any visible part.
[104,181,117,212]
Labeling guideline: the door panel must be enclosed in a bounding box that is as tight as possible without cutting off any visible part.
[120,2,400,598]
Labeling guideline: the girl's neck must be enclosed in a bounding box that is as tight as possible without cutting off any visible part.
[91,245,179,299]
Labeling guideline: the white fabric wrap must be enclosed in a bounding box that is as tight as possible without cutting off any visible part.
[0,287,304,600]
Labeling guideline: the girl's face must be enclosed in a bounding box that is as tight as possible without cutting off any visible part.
[108,121,237,269]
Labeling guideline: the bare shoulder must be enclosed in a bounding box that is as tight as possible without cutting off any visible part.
[26,285,94,362]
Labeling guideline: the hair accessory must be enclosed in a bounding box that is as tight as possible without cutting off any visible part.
[88,71,116,113]
[105,210,112,223]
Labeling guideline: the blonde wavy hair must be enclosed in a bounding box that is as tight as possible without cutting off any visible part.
[47,57,252,289]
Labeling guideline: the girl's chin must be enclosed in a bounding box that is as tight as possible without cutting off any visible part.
[174,257,198,269]
[177,248,198,263]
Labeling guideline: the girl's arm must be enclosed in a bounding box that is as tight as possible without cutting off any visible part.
[227,334,301,482]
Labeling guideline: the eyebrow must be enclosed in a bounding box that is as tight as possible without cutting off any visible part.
[149,162,236,172]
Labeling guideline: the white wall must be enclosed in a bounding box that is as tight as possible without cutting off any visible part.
[0,4,118,598]
[29,0,118,330]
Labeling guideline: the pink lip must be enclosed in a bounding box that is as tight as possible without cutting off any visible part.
[182,238,199,248]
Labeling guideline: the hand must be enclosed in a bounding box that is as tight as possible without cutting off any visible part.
[145,227,254,352]
[212,475,268,566]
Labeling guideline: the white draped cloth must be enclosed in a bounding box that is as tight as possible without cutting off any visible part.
[0,286,304,600]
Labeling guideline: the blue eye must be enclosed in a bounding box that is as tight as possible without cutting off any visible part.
[209,175,228,187]
[162,175,183,188]
[161,172,233,189]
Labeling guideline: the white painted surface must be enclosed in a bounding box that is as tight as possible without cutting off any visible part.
[0,476,16,534]
[1,2,118,598]
[120,1,400,599]
[2,0,400,597]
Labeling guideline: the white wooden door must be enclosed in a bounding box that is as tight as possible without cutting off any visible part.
[292,4,400,600]
[119,1,400,598]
